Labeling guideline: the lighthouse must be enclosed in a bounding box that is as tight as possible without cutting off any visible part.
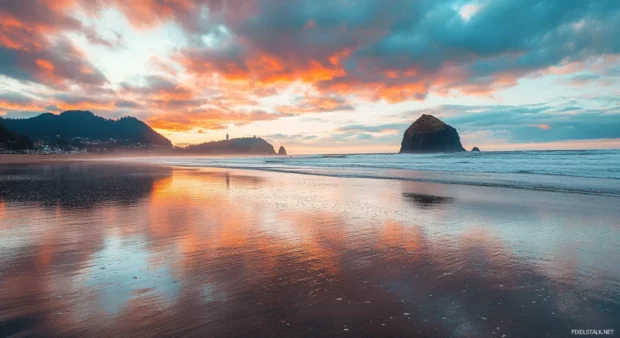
[226,133,229,141]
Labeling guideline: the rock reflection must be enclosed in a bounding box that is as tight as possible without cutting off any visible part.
[0,164,619,337]
[403,192,454,208]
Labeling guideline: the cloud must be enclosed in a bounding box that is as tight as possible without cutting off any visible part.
[0,37,107,90]
[148,56,179,76]
[0,91,52,113]
[276,94,354,115]
[265,133,318,141]
[120,75,194,100]
[338,123,409,134]
[459,4,482,22]
[152,0,620,102]
[0,1,110,89]
[147,108,284,132]
[83,26,124,49]
[532,124,551,130]
[0,92,35,105]
[557,72,618,87]
[115,99,140,109]
[0,91,126,116]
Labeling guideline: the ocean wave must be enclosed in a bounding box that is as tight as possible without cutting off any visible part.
[136,149,620,196]
[255,161,620,180]
[320,154,349,158]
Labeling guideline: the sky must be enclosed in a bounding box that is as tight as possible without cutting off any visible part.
[0,0,619,154]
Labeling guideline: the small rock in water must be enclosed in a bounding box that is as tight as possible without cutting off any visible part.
[403,313,409,316]
[133,276,137,279]
[336,298,343,301]
[481,317,487,320]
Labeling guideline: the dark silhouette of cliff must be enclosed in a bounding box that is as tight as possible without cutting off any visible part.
[182,137,276,155]
[399,114,465,153]
[278,146,287,155]
[1,111,172,147]
[0,121,33,150]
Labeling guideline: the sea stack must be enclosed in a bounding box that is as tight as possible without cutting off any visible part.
[399,114,466,153]
[471,147,480,152]
[278,146,287,155]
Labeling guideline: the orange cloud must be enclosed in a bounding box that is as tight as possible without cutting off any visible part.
[0,1,110,90]
[532,124,551,130]
[54,100,115,111]
[178,49,348,86]
[0,93,120,117]
[0,100,43,112]
[147,108,282,132]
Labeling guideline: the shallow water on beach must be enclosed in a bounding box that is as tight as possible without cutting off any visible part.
[1,163,619,337]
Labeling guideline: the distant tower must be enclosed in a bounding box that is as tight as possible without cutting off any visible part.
[226,133,229,141]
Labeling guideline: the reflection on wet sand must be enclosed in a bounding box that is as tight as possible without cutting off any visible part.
[402,192,454,208]
[0,163,619,337]
[0,164,172,209]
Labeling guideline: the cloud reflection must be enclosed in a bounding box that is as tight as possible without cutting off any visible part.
[0,164,619,337]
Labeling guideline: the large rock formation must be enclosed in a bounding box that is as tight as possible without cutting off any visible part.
[399,114,465,153]
[471,147,480,152]
[278,146,287,155]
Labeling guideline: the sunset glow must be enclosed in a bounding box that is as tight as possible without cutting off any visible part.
[1,0,619,153]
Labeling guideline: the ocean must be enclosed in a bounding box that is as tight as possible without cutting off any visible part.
[140,149,620,197]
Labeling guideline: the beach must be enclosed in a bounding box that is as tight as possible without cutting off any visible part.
[1,159,619,337]
[0,154,177,165]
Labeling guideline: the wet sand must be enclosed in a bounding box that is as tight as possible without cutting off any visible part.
[0,154,96,164]
[0,154,168,165]
[0,162,619,337]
